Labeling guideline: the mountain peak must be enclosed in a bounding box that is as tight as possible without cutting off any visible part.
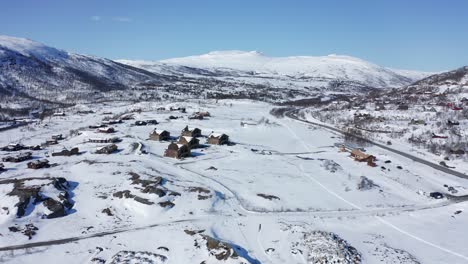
[203,50,264,57]
[0,35,68,60]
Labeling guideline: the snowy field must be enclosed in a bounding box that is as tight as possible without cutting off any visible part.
[1,100,468,263]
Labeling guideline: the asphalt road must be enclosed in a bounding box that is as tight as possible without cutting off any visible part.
[285,110,468,180]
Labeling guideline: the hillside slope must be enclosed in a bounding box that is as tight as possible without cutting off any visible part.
[0,36,165,106]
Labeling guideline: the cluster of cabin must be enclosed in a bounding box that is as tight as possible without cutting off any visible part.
[149,125,229,159]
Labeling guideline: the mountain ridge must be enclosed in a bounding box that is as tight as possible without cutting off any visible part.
[122,50,433,88]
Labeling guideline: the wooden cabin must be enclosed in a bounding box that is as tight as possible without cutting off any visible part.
[177,136,200,149]
[95,144,118,154]
[98,127,115,133]
[195,111,210,117]
[164,143,191,159]
[27,159,50,169]
[397,105,409,110]
[45,139,58,146]
[51,134,64,140]
[207,133,229,145]
[51,147,79,157]
[188,114,204,120]
[149,129,170,141]
[88,137,120,144]
[181,126,202,137]
[2,152,32,162]
[350,149,376,167]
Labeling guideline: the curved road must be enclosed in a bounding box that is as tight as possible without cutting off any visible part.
[285,110,468,180]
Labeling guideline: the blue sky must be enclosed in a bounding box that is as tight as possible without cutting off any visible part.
[1,0,467,71]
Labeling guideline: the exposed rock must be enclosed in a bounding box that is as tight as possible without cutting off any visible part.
[187,187,210,194]
[133,196,154,205]
[257,193,280,200]
[107,250,168,264]
[43,198,66,219]
[158,201,175,208]
[357,176,380,191]
[5,177,73,218]
[101,208,113,216]
[142,186,166,197]
[184,229,205,236]
[113,190,134,199]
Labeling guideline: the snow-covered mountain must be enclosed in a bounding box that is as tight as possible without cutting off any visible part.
[0,35,165,106]
[150,50,431,88]
[411,66,468,87]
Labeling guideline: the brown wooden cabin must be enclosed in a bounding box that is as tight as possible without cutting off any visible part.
[350,149,376,167]
[207,133,229,145]
[27,159,50,169]
[195,111,211,117]
[149,129,170,141]
[51,147,79,157]
[188,114,204,120]
[88,137,121,144]
[177,136,200,149]
[98,127,115,133]
[51,134,64,140]
[95,144,118,154]
[164,143,191,159]
[2,152,32,162]
[45,139,59,146]
[181,126,202,137]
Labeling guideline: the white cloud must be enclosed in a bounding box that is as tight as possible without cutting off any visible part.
[113,17,132,23]
[90,16,101,22]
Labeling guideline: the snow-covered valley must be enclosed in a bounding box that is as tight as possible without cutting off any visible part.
[1,100,468,263]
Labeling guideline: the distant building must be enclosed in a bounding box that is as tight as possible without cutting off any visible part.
[2,152,32,162]
[88,137,121,144]
[164,143,191,159]
[397,105,409,110]
[188,114,204,120]
[51,147,79,157]
[195,111,211,117]
[98,127,115,133]
[27,159,50,169]
[350,149,376,167]
[149,129,170,141]
[448,120,460,126]
[51,134,64,140]
[181,126,202,137]
[409,119,426,125]
[207,133,229,145]
[95,144,118,154]
[44,139,59,146]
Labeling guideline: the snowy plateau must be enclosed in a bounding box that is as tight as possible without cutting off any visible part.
[0,36,468,264]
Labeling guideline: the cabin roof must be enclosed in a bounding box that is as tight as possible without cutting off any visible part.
[209,132,226,138]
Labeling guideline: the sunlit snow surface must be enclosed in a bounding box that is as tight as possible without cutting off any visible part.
[0,100,467,263]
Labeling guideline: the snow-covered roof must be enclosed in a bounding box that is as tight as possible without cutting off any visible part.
[209,132,225,138]
[153,129,168,134]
